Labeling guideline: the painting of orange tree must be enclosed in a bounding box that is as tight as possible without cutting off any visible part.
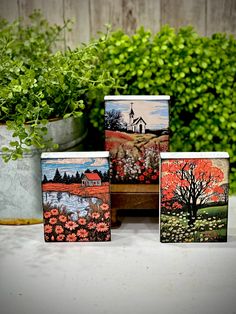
[105,99,169,184]
[41,156,110,242]
[160,158,229,243]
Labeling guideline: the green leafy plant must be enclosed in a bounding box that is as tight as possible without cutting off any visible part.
[97,26,236,193]
[0,11,114,161]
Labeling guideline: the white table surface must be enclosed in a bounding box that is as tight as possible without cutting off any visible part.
[0,197,236,314]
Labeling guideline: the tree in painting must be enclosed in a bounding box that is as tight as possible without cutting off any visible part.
[161,159,224,226]
[105,109,127,130]
[53,168,63,183]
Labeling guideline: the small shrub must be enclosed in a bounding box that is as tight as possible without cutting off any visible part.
[97,26,236,193]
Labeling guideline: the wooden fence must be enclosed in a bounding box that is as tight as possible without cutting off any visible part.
[0,0,236,49]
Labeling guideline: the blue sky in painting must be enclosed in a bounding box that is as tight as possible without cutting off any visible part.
[105,100,169,130]
[41,158,109,181]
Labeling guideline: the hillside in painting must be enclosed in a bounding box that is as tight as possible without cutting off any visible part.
[105,130,168,155]
[105,130,169,184]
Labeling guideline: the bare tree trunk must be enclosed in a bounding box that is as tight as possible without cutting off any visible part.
[188,204,198,226]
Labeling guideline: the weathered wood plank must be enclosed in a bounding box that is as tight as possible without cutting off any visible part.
[122,0,139,34]
[18,0,65,50]
[89,0,161,37]
[18,0,64,24]
[122,0,161,34]
[206,0,236,36]
[0,0,19,22]
[111,184,159,193]
[111,192,159,209]
[89,0,123,38]
[64,0,90,48]
[161,0,206,35]
[111,191,159,226]
[136,0,161,33]
[1,0,236,46]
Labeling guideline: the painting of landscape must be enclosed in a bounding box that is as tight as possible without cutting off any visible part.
[41,153,110,242]
[105,98,169,184]
[160,155,229,243]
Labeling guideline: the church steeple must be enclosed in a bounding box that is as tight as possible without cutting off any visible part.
[129,102,134,125]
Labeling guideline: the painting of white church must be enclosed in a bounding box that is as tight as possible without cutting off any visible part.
[105,96,169,133]
[104,96,170,184]
[127,103,146,134]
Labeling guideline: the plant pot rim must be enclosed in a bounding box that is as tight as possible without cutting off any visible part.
[0,115,87,154]
[0,116,80,126]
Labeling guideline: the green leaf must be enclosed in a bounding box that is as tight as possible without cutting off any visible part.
[191,66,197,72]
[9,141,19,147]
[63,113,72,119]
[157,58,164,66]
[1,147,10,153]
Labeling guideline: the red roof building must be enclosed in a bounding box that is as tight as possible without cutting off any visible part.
[81,173,101,186]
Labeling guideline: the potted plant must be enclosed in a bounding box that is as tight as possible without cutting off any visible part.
[0,11,114,224]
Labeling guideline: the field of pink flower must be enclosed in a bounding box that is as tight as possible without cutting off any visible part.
[43,200,111,242]
[105,130,169,184]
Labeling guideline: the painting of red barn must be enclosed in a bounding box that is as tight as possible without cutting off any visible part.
[41,151,111,242]
[105,95,170,184]
[82,173,102,186]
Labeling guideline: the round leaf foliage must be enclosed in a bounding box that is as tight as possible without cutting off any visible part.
[98,26,236,194]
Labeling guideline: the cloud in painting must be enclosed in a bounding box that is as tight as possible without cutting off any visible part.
[44,158,92,164]
[106,100,169,130]
[90,158,108,167]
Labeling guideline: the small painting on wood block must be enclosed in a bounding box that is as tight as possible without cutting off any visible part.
[105,95,170,184]
[160,152,230,243]
[41,152,111,242]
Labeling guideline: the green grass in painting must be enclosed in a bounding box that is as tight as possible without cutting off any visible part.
[161,205,228,243]
[198,205,228,219]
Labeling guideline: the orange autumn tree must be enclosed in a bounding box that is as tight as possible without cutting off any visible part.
[161,159,224,225]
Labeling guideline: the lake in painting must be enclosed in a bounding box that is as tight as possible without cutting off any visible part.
[41,152,111,242]
[43,191,102,220]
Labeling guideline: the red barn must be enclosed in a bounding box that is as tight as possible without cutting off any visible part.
[81,173,101,186]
